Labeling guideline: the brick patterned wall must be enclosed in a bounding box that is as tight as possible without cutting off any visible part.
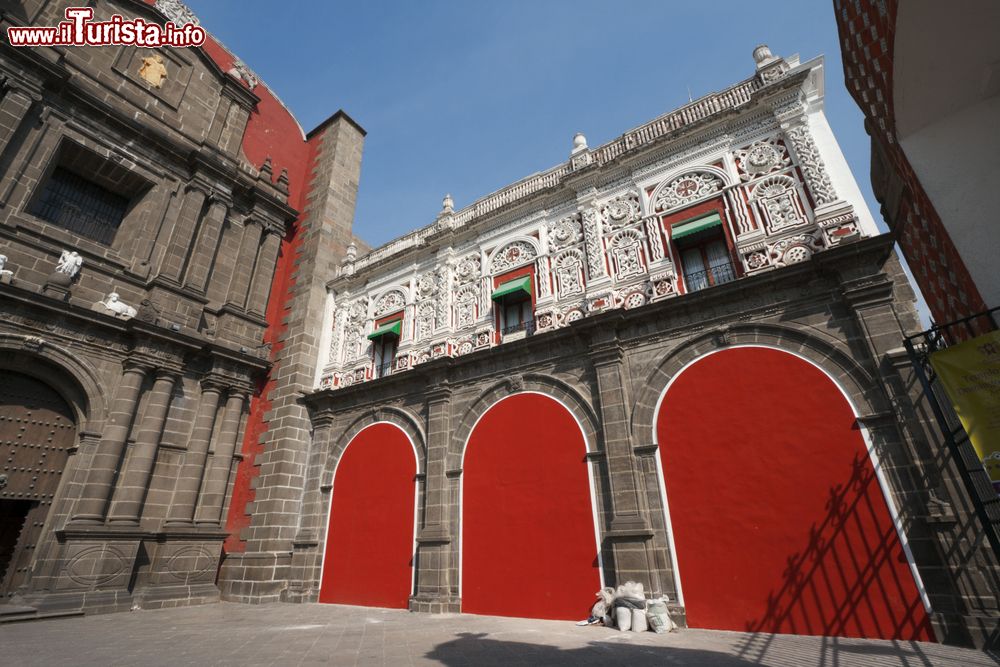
[834,0,988,325]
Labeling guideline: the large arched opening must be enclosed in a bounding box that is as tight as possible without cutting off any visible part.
[319,422,417,608]
[655,346,933,640]
[461,392,601,620]
[0,370,77,599]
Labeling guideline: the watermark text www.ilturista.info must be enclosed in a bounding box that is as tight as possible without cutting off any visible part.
[7,7,205,48]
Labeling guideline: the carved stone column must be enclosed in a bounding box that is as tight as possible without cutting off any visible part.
[165,379,224,525]
[411,383,457,612]
[107,369,179,524]
[226,219,264,309]
[194,390,248,525]
[247,228,281,318]
[71,361,151,523]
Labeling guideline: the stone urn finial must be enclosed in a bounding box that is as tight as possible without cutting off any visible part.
[571,132,588,154]
[345,242,357,262]
[753,44,775,68]
[442,193,454,215]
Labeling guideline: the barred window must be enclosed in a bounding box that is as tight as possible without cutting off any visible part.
[29,167,130,245]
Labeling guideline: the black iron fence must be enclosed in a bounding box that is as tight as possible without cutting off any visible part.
[685,263,736,292]
[903,306,1000,561]
[502,320,536,336]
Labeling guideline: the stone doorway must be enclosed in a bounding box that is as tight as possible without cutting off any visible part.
[0,371,76,598]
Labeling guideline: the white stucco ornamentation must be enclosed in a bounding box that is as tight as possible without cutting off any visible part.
[374,289,406,316]
[753,175,807,233]
[554,249,585,297]
[546,216,582,250]
[609,230,645,280]
[316,47,875,390]
[95,292,137,319]
[489,241,537,274]
[600,193,641,233]
[581,208,608,280]
[735,139,790,180]
[653,172,724,212]
[784,125,838,206]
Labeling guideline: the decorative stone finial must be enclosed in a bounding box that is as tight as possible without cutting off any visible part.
[753,44,775,69]
[442,193,454,215]
[346,242,358,262]
[259,156,273,181]
[276,168,289,194]
[571,132,588,154]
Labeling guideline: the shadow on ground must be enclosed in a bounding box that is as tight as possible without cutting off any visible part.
[426,631,1000,667]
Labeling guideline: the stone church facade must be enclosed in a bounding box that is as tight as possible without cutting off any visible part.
[0,0,997,649]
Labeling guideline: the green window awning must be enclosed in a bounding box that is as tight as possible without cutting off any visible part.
[671,213,722,240]
[491,275,532,302]
[367,319,402,340]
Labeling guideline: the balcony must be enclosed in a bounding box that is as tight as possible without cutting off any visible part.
[501,319,536,341]
[375,361,393,378]
[684,263,737,293]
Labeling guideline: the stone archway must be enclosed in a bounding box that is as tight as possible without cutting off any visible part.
[318,422,418,608]
[461,392,601,620]
[654,346,933,640]
[0,371,77,598]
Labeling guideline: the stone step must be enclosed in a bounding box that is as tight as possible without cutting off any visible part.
[0,605,84,623]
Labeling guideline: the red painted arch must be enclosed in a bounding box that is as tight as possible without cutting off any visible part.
[462,393,601,620]
[319,423,416,608]
[656,347,933,640]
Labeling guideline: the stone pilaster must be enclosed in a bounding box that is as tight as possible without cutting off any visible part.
[227,220,264,308]
[246,228,281,318]
[184,198,229,294]
[411,383,458,612]
[158,185,208,282]
[71,361,151,524]
[194,390,248,525]
[588,322,657,591]
[107,369,179,524]
[166,379,224,525]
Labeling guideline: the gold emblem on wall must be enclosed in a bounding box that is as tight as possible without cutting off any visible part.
[138,54,168,88]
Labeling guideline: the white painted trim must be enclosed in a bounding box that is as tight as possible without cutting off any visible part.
[650,344,932,615]
[317,421,421,604]
[457,390,605,598]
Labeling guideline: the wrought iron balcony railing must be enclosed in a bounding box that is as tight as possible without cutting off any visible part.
[684,263,737,293]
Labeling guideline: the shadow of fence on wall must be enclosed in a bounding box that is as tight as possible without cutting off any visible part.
[734,450,934,662]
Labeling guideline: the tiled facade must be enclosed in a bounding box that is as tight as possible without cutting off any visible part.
[833,0,989,327]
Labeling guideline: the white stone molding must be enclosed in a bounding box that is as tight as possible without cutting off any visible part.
[488,240,538,275]
[783,123,838,206]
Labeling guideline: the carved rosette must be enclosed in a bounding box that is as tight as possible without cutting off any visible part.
[489,241,537,274]
[653,172,724,212]
[546,215,583,250]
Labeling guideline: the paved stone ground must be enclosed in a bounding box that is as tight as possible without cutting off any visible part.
[1,602,997,667]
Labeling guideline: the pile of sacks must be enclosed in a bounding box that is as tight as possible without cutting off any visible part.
[586,582,678,633]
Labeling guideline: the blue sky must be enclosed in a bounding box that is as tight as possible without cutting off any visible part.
[187,1,884,247]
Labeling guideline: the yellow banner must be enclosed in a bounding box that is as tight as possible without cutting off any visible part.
[930,330,1000,492]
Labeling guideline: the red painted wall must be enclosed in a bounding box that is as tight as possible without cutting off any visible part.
[462,393,601,620]
[319,423,416,608]
[656,347,932,640]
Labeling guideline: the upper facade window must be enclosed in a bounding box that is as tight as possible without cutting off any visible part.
[29,167,129,245]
